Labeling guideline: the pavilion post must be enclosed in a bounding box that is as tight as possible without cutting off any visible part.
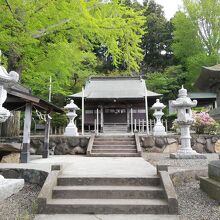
[100,106,104,133]
[21,102,32,163]
[82,87,85,135]
[42,113,51,158]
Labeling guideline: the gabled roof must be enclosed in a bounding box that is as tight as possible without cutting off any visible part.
[70,76,161,99]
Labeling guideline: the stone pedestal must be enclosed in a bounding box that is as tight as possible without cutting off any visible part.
[200,160,220,202]
[0,175,24,202]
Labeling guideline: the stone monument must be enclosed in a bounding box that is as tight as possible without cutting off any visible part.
[64,100,80,136]
[170,86,206,159]
[151,99,167,136]
[0,175,24,202]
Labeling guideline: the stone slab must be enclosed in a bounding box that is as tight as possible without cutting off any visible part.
[34,214,181,220]
[200,177,220,202]
[30,156,157,177]
[1,152,20,163]
[170,153,206,159]
[0,175,24,202]
[208,160,220,181]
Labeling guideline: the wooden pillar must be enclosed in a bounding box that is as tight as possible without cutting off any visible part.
[21,103,32,163]
[100,106,104,133]
[42,114,51,158]
[131,108,133,134]
[127,108,130,132]
[96,109,99,135]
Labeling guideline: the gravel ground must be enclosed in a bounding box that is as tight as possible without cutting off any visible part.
[0,183,41,220]
[143,152,219,171]
[143,153,220,220]
[176,181,220,220]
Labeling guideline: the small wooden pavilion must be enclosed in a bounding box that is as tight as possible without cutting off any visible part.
[70,76,161,133]
[1,77,63,163]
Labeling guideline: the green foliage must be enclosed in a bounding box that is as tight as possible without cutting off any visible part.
[0,0,144,100]
[172,0,220,87]
[146,65,187,104]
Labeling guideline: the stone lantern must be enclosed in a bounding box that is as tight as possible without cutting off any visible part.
[151,99,167,136]
[170,86,206,159]
[64,100,80,136]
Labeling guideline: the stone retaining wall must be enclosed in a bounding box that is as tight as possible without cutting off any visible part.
[139,134,220,154]
[0,135,90,156]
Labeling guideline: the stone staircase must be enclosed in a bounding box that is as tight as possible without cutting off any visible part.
[103,124,128,133]
[38,173,174,214]
[88,135,141,157]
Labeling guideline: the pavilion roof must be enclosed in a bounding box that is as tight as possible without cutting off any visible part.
[1,78,63,113]
[195,64,220,91]
[70,76,161,100]
[188,92,216,100]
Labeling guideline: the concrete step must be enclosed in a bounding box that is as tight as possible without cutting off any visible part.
[90,153,140,157]
[52,185,164,199]
[57,177,161,186]
[44,199,169,214]
[95,138,134,141]
[34,214,181,220]
[93,145,136,150]
[93,141,136,145]
[92,149,137,153]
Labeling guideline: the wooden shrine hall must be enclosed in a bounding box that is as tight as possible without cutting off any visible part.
[70,76,161,133]
[1,77,63,163]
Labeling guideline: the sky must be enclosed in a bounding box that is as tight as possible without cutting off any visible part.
[137,0,184,20]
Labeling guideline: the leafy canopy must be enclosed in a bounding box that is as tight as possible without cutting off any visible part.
[0,0,144,100]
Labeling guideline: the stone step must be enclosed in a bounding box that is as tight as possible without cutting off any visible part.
[93,141,136,145]
[96,135,134,139]
[90,153,140,157]
[34,214,181,220]
[94,138,134,142]
[92,149,137,153]
[44,199,169,214]
[52,185,164,199]
[57,177,161,186]
[93,145,136,150]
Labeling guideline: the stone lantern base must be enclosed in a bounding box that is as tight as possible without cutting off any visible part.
[170,151,206,159]
[64,122,79,136]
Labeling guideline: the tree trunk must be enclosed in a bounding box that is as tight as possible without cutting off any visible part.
[0,111,20,137]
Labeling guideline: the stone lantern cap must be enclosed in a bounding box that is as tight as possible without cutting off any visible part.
[64,100,79,110]
[151,99,165,110]
[171,86,197,108]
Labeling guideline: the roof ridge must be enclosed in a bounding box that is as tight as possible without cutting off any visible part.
[89,76,142,81]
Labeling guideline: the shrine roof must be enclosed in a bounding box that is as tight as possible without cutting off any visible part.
[70,76,161,100]
[195,65,220,91]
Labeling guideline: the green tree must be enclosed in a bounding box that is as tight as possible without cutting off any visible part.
[172,0,220,86]
[0,0,144,100]
[141,0,175,72]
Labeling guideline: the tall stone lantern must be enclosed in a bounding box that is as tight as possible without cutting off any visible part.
[64,100,80,136]
[151,99,167,136]
[170,86,206,159]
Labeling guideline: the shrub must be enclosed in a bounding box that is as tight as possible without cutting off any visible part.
[193,112,219,135]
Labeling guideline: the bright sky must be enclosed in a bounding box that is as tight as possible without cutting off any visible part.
[137,0,184,20]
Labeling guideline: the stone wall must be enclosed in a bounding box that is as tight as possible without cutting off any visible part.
[139,134,220,154]
[0,135,90,156]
